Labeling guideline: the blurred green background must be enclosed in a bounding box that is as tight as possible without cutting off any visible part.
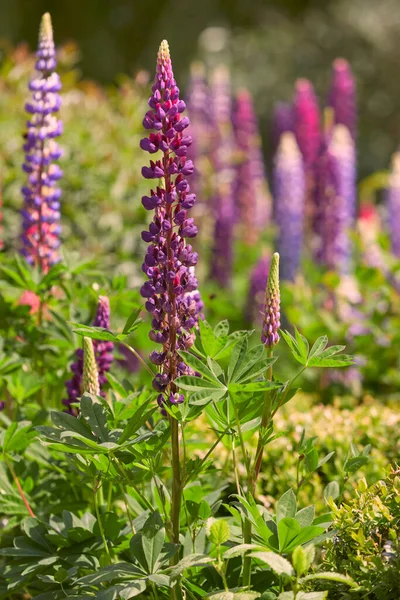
[0,0,399,178]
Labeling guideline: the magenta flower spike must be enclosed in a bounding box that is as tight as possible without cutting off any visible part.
[386,151,400,257]
[209,65,235,287]
[233,88,271,241]
[314,125,356,273]
[293,78,321,169]
[140,40,200,404]
[327,58,356,139]
[261,252,280,348]
[20,13,63,273]
[63,296,114,413]
[274,132,306,281]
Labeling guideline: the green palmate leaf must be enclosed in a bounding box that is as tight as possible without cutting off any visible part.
[71,324,118,342]
[122,306,143,334]
[304,449,319,474]
[77,563,143,585]
[223,544,265,560]
[132,511,165,574]
[176,375,226,394]
[178,351,221,383]
[297,593,328,600]
[281,330,305,365]
[198,320,228,358]
[51,411,96,441]
[169,554,215,578]
[106,372,128,397]
[324,481,340,501]
[294,327,309,363]
[227,337,248,382]
[209,519,230,546]
[299,572,358,588]
[307,346,353,368]
[317,451,335,469]
[119,396,156,444]
[228,381,281,394]
[80,394,109,442]
[278,517,301,551]
[276,489,297,523]
[344,455,370,473]
[251,551,294,576]
[308,335,329,359]
[295,506,315,528]
[2,421,35,453]
[214,320,229,337]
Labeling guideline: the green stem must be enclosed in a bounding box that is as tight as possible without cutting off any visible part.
[170,416,183,600]
[121,342,155,377]
[94,481,111,560]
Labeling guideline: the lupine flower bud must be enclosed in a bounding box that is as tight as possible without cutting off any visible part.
[82,337,100,396]
[314,125,356,273]
[327,58,356,140]
[140,40,200,404]
[261,252,280,348]
[274,132,305,281]
[233,89,271,242]
[386,152,400,257]
[63,296,114,413]
[210,65,235,288]
[272,101,294,151]
[245,253,269,324]
[20,13,63,273]
[293,79,321,168]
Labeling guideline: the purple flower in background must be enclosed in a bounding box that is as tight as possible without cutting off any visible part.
[210,65,235,288]
[20,13,63,273]
[293,79,321,169]
[386,152,400,257]
[327,58,356,139]
[274,132,306,281]
[261,252,280,348]
[233,88,271,242]
[314,125,356,273]
[140,40,200,401]
[63,296,114,413]
[245,253,270,324]
[272,101,294,151]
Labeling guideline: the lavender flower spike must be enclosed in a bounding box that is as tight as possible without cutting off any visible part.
[21,13,63,273]
[140,40,199,403]
[210,65,235,287]
[245,253,269,324]
[386,152,400,257]
[261,252,280,348]
[274,132,306,281]
[82,337,100,396]
[63,296,114,413]
[272,101,294,151]
[327,58,356,139]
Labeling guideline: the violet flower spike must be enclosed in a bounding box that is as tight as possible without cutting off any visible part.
[233,88,271,241]
[386,152,400,258]
[20,13,63,273]
[261,252,280,348]
[272,101,294,151]
[314,125,356,273]
[274,132,306,281]
[140,40,200,403]
[210,65,235,287]
[62,296,114,413]
[327,58,356,140]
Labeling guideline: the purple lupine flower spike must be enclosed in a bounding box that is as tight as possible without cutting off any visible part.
[272,101,294,151]
[62,296,114,413]
[274,132,306,281]
[293,79,321,168]
[245,253,270,324]
[386,152,400,257]
[210,65,235,287]
[20,13,63,273]
[261,252,280,348]
[233,88,271,242]
[327,58,356,140]
[314,125,356,273]
[140,40,199,406]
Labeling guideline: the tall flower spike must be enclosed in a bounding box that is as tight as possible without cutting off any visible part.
[261,252,280,348]
[63,296,114,413]
[233,89,271,242]
[314,125,356,273]
[140,40,199,403]
[272,101,294,151]
[293,79,321,168]
[386,152,400,257]
[327,58,356,140]
[210,65,235,287]
[82,337,100,396]
[20,13,63,273]
[274,132,306,281]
